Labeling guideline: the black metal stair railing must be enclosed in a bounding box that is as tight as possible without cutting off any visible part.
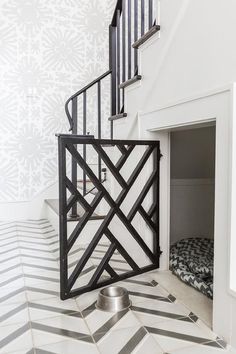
[65,70,111,216]
[64,0,159,217]
[110,0,159,119]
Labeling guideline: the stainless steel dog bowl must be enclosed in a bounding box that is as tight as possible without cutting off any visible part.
[96,286,131,312]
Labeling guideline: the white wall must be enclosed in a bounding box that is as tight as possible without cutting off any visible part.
[170,179,215,244]
[114,0,236,140]
[0,0,115,204]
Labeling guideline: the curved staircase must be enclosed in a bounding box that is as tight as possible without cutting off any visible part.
[45,0,161,300]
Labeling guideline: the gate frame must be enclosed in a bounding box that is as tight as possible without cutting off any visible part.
[58,134,161,300]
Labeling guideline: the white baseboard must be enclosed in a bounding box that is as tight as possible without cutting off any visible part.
[0,182,58,221]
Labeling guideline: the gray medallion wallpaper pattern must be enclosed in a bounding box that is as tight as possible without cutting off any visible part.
[0,0,116,202]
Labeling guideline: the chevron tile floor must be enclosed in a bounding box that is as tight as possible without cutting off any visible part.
[0,219,235,354]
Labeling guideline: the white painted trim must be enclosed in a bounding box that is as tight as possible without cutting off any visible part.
[228,83,236,299]
[166,132,171,269]
[138,85,236,342]
[140,85,232,118]
[148,118,216,132]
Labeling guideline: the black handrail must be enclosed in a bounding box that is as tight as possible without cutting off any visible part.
[64,0,158,216]
[65,0,157,134]
[65,69,112,131]
[109,0,156,119]
[111,0,123,26]
[65,69,112,216]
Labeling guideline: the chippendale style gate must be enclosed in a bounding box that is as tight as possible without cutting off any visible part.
[58,135,161,300]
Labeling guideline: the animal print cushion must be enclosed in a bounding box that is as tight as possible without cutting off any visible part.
[170,238,214,299]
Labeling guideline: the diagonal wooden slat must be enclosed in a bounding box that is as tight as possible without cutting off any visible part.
[65,177,92,213]
[105,229,140,271]
[138,206,156,232]
[66,195,78,214]
[116,145,135,171]
[69,263,158,299]
[105,263,118,278]
[67,190,104,252]
[88,243,116,287]
[92,143,128,189]
[148,203,156,219]
[127,169,158,221]
[116,144,128,155]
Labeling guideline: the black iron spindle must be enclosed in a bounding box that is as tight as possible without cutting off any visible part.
[134,0,138,71]
[71,97,78,217]
[122,0,126,84]
[109,25,117,116]
[141,0,145,36]
[97,81,102,181]
[117,10,121,113]
[83,91,87,196]
[122,0,126,109]
[149,0,153,29]
[109,24,116,138]
[128,0,132,79]
[58,136,68,300]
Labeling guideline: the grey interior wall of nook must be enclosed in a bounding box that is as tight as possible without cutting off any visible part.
[0,0,115,202]
[170,127,216,244]
[170,126,216,179]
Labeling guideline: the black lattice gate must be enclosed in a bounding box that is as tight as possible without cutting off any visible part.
[58,135,161,300]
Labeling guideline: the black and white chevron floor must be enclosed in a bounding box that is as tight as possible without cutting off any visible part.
[0,219,234,354]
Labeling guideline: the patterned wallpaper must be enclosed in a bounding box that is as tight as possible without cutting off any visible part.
[0,0,115,202]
